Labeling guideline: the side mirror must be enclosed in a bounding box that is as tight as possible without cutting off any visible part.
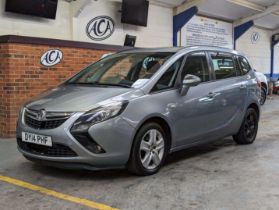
[180,74,201,96]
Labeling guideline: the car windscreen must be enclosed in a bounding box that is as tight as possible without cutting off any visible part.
[66,52,174,88]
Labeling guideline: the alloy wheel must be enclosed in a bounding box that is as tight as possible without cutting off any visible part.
[244,112,257,140]
[260,88,266,105]
[139,129,165,170]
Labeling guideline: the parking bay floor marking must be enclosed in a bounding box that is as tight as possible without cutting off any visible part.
[0,175,119,210]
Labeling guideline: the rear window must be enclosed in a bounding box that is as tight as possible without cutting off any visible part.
[210,53,240,80]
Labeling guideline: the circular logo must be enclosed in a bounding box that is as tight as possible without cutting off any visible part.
[251,32,260,44]
[37,109,47,121]
[86,16,115,41]
[41,49,63,67]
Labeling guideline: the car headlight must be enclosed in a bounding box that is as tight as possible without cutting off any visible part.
[71,101,129,133]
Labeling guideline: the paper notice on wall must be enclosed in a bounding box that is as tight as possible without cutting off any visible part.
[181,16,233,49]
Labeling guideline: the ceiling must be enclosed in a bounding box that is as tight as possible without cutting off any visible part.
[149,0,185,7]
[254,14,279,29]
[151,0,279,30]
[247,0,277,7]
[198,0,259,21]
[150,0,185,7]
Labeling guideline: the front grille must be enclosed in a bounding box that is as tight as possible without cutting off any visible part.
[24,108,72,129]
[24,117,66,129]
[17,138,78,157]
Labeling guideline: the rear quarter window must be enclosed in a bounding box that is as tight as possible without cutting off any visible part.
[210,53,239,80]
[238,56,252,75]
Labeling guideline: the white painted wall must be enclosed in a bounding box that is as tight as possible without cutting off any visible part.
[0,0,275,74]
[0,0,72,40]
[236,27,272,75]
[0,0,173,48]
[74,1,172,47]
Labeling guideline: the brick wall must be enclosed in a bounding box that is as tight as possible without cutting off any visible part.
[0,41,114,137]
[0,43,9,137]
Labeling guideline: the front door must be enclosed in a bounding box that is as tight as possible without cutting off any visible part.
[172,52,225,147]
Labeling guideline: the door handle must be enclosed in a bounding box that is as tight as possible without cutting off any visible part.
[199,92,219,102]
[207,92,217,98]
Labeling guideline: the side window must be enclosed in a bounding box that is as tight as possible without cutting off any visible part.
[210,53,238,80]
[181,52,210,82]
[238,56,252,74]
[152,57,183,92]
[233,56,242,76]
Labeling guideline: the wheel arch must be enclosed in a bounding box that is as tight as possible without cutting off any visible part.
[132,115,173,152]
[261,82,267,91]
[247,103,260,120]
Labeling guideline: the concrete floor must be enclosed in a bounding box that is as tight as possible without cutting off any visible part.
[0,96,279,210]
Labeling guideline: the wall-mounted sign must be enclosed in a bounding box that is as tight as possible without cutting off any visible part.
[41,49,63,67]
[181,16,233,49]
[86,16,115,41]
[251,32,260,44]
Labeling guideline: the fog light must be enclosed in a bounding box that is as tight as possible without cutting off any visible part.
[72,133,105,154]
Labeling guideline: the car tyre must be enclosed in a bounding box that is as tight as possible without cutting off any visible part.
[127,122,168,176]
[260,87,267,105]
[233,108,259,145]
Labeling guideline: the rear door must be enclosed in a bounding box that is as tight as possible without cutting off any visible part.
[206,52,248,135]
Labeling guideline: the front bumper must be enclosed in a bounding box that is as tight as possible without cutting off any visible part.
[16,110,135,170]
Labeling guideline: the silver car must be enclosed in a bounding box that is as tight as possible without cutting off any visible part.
[17,46,261,175]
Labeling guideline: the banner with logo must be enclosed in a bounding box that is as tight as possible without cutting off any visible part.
[86,16,115,41]
[180,16,233,49]
[41,49,63,67]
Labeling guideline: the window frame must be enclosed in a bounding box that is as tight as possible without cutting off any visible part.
[150,56,185,93]
[177,51,213,84]
[150,50,214,94]
[149,51,253,94]
[208,51,242,81]
[236,55,253,76]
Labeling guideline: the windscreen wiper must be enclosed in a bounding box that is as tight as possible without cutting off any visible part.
[66,82,130,88]
[99,83,131,88]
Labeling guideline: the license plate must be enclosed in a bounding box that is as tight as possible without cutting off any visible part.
[22,132,52,147]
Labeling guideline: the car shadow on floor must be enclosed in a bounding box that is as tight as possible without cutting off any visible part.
[165,137,235,166]
[30,137,236,180]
